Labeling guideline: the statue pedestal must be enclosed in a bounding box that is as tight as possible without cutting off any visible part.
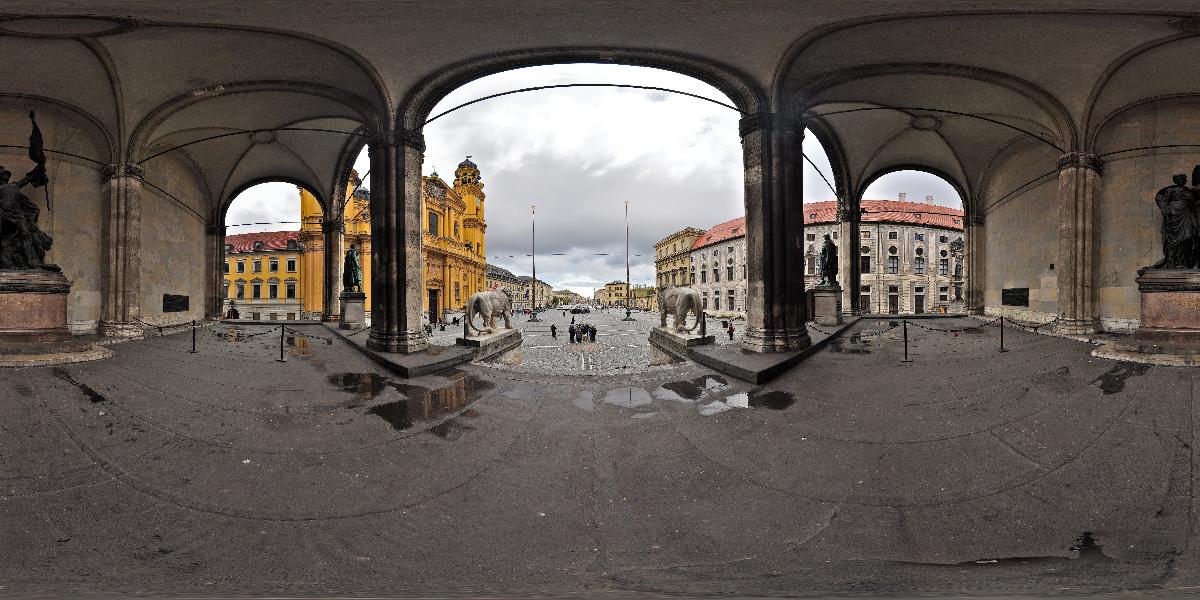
[0,269,107,365]
[338,292,366,330]
[812,284,843,327]
[457,328,521,361]
[1121,269,1200,354]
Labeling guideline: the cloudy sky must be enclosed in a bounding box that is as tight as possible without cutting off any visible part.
[227,64,960,297]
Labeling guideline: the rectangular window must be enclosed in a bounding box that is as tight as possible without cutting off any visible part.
[887,256,898,274]
[713,267,719,282]
[714,295,720,310]
[427,211,439,236]
[939,258,949,275]
[236,283,245,299]
[861,230,871,239]
[939,286,949,302]
[860,295,871,313]
[833,231,838,239]
[915,258,926,275]
[287,258,296,272]
[237,261,245,273]
[286,313,296,320]
[702,293,708,309]
[224,261,230,274]
[806,233,815,241]
[252,283,261,299]
[223,283,230,298]
[269,258,279,272]
[269,283,278,299]
[860,255,871,274]
[286,282,296,299]
[728,290,735,311]
[807,256,816,275]
[888,231,898,239]
[939,235,948,243]
[915,233,925,241]
[252,260,262,273]
[700,270,707,283]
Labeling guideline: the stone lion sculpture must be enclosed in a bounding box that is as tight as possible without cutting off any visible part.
[465,290,513,336]
[658,286,702,333]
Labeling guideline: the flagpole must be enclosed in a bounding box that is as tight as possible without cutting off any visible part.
[528,204,541,322]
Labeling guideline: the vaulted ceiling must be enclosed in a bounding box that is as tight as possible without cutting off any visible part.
[2,1,1200,219]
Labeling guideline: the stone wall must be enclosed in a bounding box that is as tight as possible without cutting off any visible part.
[139,154,209,326]
[0,102,110,334]
[980,139,1060,321]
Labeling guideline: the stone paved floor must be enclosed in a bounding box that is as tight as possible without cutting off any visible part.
[2,318,1198,596]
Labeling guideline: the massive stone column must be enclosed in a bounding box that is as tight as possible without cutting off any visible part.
[321,219,344,322]
[740,113,812,353]
[838,207,861,313]
[1055,152,1102,335]
[204,224,225,319]
[964,215,985,315]
[98,162,144,337]
[366,130,428,353]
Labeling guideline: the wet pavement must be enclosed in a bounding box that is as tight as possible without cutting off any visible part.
[2,318,1200,596]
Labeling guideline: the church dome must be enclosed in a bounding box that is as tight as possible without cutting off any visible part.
[458,156,477,170]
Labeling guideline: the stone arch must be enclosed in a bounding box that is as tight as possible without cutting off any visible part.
[857,164,969,215]
[397,47,767,131]
[222,176,325,224]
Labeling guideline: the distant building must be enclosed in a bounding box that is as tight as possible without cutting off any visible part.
[630,284,658,310]
[552,289,586,306]
[690,217,748,317]
[518,275,553,310]
[485,264,523,308]
[655,227,706,288]
[223,231,303,321]
[599,280,629,307]
[804,199,965,314]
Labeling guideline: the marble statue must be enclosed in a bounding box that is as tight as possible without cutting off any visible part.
[818,233,839,285]
[465,290,513,335]
[1152,171,1200,269]
[658,286,702,333]
[0,112,51,270]
[342,244,362,292]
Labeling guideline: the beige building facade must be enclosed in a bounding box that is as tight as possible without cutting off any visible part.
[655,227,705,288]
[599,281,629,307]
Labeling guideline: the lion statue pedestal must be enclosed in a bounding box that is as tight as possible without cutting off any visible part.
[648,286,714,362]
[456,290,522,361]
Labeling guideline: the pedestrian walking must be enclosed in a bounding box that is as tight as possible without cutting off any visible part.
[727,322,735,340]
[570,316,575,325]
[550,323,557,339]
[568,324,577,343]
[589,324,596,342]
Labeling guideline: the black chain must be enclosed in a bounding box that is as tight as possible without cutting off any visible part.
[284,326,336,345]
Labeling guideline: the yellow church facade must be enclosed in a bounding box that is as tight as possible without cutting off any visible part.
[294,158,487,321]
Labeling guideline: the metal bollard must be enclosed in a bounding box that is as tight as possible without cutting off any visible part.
[999,314,1008,353]
[189,319,197,353]
[700,311,706,338]
[901,319,912,363]
[277,326,287,363]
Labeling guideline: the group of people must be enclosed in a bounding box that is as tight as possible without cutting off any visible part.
[549,321,597,343]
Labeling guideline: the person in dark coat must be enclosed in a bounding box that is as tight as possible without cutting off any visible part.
[728,322,735,340]
[568,324,577,343]
[588,324,596,342]
[550,323,557,339]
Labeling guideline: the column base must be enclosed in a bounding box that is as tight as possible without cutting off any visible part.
[98,320,144,338]
[1055,319,1097,336]
[741,326,812,353]
[367,329,429,354]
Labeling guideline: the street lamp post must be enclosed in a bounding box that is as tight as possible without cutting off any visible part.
[623,200,635,321]
[528,204,541,322]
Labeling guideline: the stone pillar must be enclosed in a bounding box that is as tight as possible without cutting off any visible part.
[739,113,812,353]
[965,215,985,315]
[1055,152,1103,335]
[321,219,343,322]
[204,224,225,319]
[838,207,861,314]
[366,130,428,354]
[98,162,144,337]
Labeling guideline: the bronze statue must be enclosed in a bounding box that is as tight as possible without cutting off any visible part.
[1152,172,1199,269]
[0,112,51,270]
[818,233,839,285]
[342,244,363,293]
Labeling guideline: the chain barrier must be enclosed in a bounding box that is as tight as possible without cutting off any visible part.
[284,326,336,345]
[905,316,1001,334]
[856,321,903,339]
[346,325,372,337]
[1004,316,1059,332]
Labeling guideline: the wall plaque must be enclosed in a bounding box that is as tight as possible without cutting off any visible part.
[163,294,190,313]
[1001,287,1029,307]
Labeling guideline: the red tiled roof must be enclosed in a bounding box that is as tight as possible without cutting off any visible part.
[692,216,746,250]
[692,200,963,250]
[224,230,299,253]
[802,200,964,230]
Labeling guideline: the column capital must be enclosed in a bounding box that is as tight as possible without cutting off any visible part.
[320,219,343,234]
[204,224,225,236]
[370,128,425,152]
[101,162,144,181]
[738,112,804,138]
[965,214,985,227]
[1056,152,1103,175]
[836,207,859,222]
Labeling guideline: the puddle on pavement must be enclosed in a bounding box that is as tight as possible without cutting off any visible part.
[572,391,595,412]
[700,389,797,416]
[330,370,494,431]
[428,409,480,440]
[958,531,1109,566]
[52,367,106,403]
[602,387,654,408]
[1092,363,1151,395]
[655,375,728,402]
